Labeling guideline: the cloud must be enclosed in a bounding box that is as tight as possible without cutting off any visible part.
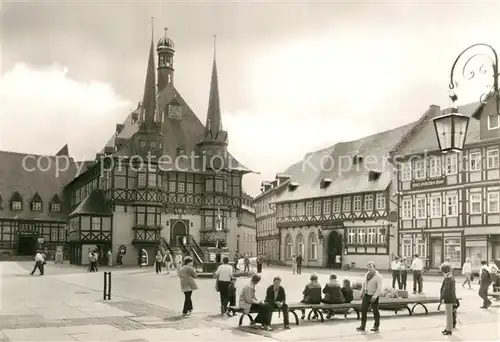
[0,63,132,159]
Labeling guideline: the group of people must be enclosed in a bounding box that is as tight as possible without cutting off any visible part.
[154,250,183,274]
[291,254,303,274]
[390,254,424,294]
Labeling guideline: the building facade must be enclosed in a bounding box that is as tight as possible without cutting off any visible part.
[0,30,251,265]
[233,193,257,257]
[272,125,412,270]
[391,100,500,271]
[255,175,290,263]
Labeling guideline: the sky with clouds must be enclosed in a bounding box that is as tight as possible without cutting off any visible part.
[1,1,499,195]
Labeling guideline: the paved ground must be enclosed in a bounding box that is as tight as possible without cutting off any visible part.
[0,262,498,341]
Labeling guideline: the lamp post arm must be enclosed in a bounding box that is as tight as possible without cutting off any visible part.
[449,43,500,114]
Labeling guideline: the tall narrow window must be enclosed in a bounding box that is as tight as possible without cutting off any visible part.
[429,156,442,177]
[413,159,425,179]
[487,150,499,169]
[332,198,341,213]
[137,173,147,188]
[313,201,321,215]
[469,152,482,171]
[416,198,426,219]
[446,194,458,217]
[364,195,373,211]
[430,196,441,218]
[353,196,362,211]
[323,199,331,215]
[470,193,482,214]
[488,192,500,213]
[343,197,351,212]
[305,202,313,215]
[401,162,411,181]
[445,154,458,175]
[402,199,412,219]
[376,193,386,210]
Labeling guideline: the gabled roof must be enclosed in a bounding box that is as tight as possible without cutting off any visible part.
[391,102,483,156]
[104,82,249,173]
[69,189,111,217]
[273,122,415,203]
[0,150,79,221]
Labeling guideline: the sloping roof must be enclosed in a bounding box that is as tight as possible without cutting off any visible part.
[104,83,249,173]
[392,102,483,156]
[0,151,79,221]
[273,122,415,203]
[69,190,111,217]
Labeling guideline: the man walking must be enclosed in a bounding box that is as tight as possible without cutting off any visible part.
[478,260,493,309]
[391,256,401,289]
[163,251,172,274]
[410,253,424,294]
[30,251,45,276]
[356,261,383,332]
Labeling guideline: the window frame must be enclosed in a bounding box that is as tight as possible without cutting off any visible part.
[429,156,442,178]
[487,149,499,169]
[470,193,482,214]
[402,198,412,220]
[376,193,386,210]
[430,196,441,218]
[353,196,362,211]
[487,192,500,213]
[445,154,458,175]
[413,159,425,180]
[488,114,500,130]
[446,194,459,217]
[469,152,482,172]
[401,162,411,181]
[416,197,426,219]
[364,195,373,211]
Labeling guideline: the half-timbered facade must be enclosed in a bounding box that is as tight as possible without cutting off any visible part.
[272,125,412,269]
[391,100,500,271]
[0,30,250,264]
[255,176,290,263]
[0,147,79,259]
[232,193,257,257]
[62,30,250,265]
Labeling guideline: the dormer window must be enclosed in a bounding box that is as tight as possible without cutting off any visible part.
[140,140,146,148]
[320,178,333,189]
[30,193,42,211]
[50,194,61,212]
[131,111,139,124]
[10,191,23,211]
[150,141,157,149]
[368,170,381,181]
[488,114,500,130]
[288,182,299,191]
[177,146,185,156]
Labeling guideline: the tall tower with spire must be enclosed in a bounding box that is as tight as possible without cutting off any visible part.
[133,18,164,160]
[157,28,175,93]
[198,35,228,169]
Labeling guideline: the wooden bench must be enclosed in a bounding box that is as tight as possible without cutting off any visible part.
[487,292,500,299]
[351,296,448,317]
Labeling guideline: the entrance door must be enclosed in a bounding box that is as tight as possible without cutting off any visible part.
[171,221,187,246]
[327,231,343,268]
[17,236,37,256]
[431,238,442,268]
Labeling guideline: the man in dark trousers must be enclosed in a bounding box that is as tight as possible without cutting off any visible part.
[478,260,493,309]
[296,254,303,274]
[265,276,291,329]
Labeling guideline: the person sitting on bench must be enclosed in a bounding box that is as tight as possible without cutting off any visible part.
[239,274,273,331]
[265,276,291,329]
[341,279,354,304]
[300,274,323,319]
[322,274,345,319]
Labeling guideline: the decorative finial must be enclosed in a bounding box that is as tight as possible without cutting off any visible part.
[213,34,217,60]
[164,27,168,36]
[151,17,155,39]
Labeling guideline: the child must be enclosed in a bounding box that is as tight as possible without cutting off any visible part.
[341,279,354,304]
[227,277,237,316]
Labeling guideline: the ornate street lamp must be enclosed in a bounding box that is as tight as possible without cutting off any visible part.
[433,43,500,152]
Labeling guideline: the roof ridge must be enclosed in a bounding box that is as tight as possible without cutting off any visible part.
[0,150,74,159]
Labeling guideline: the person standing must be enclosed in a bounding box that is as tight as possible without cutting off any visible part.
[215,257,233,314]
[179,257,198,316]
[356,261,383,332]
[296,254,303,274]
[256,255,263,273]
[155,251,163,274]
[233,252,240,271]
[399,257,408,290]
[291,255,297,274]
[176,252,183,274]
[478,260,493,309]
[489,260,499,292]
[239,274,273,331]
[163,251,172,274]
[391,257,401,289]
[440,264,457,336]
[107,250,113,267]
[461,258,472,289]
[116,250,123,267]
[335,254,342,269]
[244,256,250,272]
[30,251,45,276]
[410,253,424,294]
[265,276,291,329]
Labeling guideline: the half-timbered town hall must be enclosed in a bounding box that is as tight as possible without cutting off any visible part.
[0,29,252,265]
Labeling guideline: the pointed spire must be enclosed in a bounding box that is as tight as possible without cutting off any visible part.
[205,34,222,139]
[140,17,157,129]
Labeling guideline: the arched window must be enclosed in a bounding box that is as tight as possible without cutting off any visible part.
[296,234,305,257]
[285,234,293,259]
[309,233,318,260]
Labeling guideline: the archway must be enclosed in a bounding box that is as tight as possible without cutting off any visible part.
[171,221,187,246]
[327,230,343,269]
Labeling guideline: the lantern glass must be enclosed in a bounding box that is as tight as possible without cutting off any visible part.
[433,113,470,153]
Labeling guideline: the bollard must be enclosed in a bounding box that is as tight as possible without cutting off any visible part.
[103,272,111,300]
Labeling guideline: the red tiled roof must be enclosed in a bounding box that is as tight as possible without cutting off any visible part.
[0,150,80,221]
